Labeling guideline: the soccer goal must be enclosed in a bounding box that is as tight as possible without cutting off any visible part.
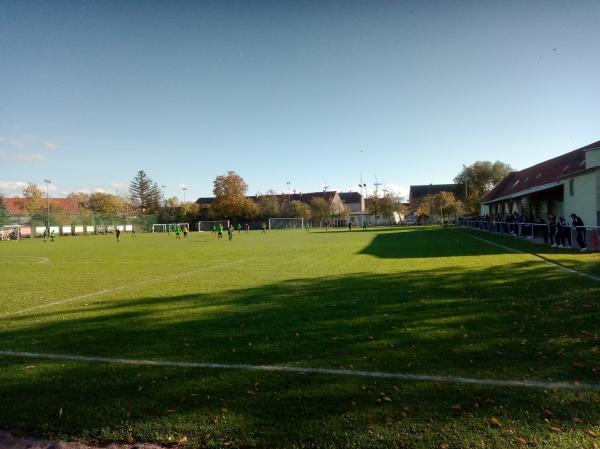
[152,224,167,232]
[197,220,230,232]
[269,217,304,230]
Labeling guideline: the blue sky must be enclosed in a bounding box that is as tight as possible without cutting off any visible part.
[1,0,599,201]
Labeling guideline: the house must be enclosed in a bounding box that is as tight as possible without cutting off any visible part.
[408,184,464,206]
[338,192,365,225]
[2,197,80,216]
[197,191,347,223]
[481,139,600,226]
[406,184,463,222]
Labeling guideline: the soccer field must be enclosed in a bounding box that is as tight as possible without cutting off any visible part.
[1,227,599,449]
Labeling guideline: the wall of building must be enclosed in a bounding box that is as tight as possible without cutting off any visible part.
[585,148,600,168]
[563,170,599,226]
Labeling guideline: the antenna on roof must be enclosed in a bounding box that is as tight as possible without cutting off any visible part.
[373,173,382,197]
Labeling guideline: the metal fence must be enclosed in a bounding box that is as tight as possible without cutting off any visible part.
[0,212,160,239]
[458,219,600,252]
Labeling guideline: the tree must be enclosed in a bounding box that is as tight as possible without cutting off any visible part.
[210,171,259,220]
[434,191,462,221]
[129,170,161,213]
[88,192,125,214]
[257,190,281,218]
[454,161,512,214]
[0,194,8,226]
[67,192,90,209]
[310,197,330,221]
[21,183,45,216]
[289,200,311,221]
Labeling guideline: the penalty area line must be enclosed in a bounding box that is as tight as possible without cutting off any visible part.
[1,350,599,391]
[457,229,600,283]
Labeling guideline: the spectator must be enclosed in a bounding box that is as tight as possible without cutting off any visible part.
[570,213,587,252]
[557,217,571,248]
[548,214,557,247]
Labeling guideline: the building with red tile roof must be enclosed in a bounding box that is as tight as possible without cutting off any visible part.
[481,140,600,226]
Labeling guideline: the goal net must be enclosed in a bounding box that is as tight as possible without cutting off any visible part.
[152,223,176,233]
[197,220,230,232]
[269,217,304,230]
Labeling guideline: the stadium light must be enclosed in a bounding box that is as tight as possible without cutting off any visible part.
[182,185,188,203]
[286,181,291,215]
[43,179,51,228]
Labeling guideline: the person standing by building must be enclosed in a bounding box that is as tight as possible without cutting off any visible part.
[570,213,587,251]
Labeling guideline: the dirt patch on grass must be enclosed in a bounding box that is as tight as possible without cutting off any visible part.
[0,431,166,449]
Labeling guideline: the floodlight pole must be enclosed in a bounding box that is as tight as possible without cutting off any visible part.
[182,186,187,203]
[428,183,433,225]
[43,179,51,228]
[463,164,468,217]
[286,181,291,215]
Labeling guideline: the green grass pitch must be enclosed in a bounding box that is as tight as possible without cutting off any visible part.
[0,226,599,448]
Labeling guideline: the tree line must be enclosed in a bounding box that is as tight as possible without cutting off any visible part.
[0,159,512,226]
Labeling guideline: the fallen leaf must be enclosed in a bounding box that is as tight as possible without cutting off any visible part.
[166,408,177,413]
[58,408,63,418]
[549,426,562,433]
[514,436,527,445]
[178,436,188,444]
[487,417,501,428]
[587,430,598,437]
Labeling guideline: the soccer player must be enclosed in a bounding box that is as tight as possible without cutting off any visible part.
[236,223,242,233]
[217,224,223,239]
[305,222,310,232]
[43,227,49,242]
[261,222,267,233]
[115,228,121,242]
[183,225,188,239]
[176,226,181,240]
[131,227,137,237]
[50,229,56,242]
[245,223,250,233]
[228,224,234,241]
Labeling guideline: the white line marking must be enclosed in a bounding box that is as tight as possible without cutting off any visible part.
[458,229,600,283]
[0,350,597,391]
[0,256,49,264]
[2,260,244,317]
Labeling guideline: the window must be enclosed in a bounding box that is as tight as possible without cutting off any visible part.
[569,179,574,196]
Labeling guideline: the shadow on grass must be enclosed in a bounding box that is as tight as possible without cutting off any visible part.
[0,259,599,447]
[359,227,513,258]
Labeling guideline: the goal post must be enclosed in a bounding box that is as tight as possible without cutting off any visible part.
[152,223,188,233]
[152,223,167,233]
[268,217,304,230]
[197,220,230,232]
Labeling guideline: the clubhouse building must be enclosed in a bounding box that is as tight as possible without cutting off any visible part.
[481,140,600,227]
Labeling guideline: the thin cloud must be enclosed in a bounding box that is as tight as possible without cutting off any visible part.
[15,153,46,162]
[0,180,28,196]
[43,141,58,149]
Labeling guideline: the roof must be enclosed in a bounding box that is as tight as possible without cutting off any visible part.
[409,184,463,202]
[197,191,340,205]
[2,197,80,214]
[482,139,600,204]
[196,197,215,205]
[338,192,363,204]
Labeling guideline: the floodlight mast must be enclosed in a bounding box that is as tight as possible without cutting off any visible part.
[43,179,51,228]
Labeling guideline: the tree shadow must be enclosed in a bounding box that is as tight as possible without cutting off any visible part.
[1,260,599,447]
[359,228,511,258]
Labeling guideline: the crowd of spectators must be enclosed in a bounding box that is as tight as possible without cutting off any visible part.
[461,211,589,252]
